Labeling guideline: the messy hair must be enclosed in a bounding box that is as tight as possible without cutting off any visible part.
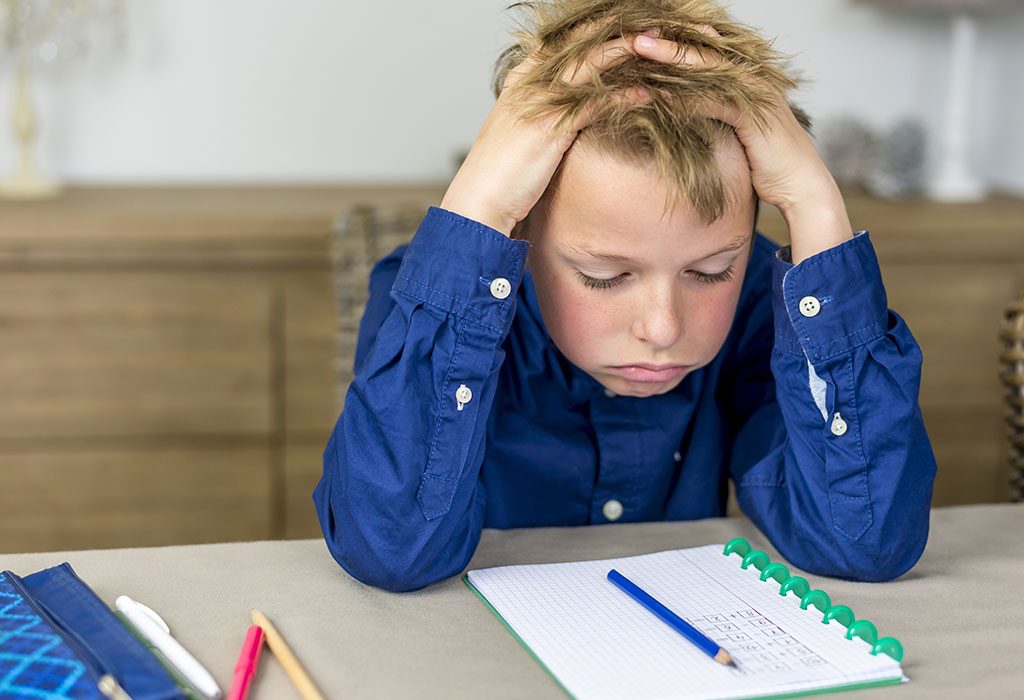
[492,0,811,234]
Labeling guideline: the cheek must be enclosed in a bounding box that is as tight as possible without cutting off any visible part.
[685,282,745,351]
[537,276,626,359]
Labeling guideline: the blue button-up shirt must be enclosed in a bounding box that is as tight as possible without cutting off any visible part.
[314,206,937,592]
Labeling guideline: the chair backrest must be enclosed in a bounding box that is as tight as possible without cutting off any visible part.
[1000,294,1024,502]
[330,203,432,408]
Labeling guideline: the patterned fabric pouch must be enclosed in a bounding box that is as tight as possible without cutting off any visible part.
[0,570,105,699]
[2,564,185,700]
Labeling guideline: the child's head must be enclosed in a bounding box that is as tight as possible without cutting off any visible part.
[492,0,809,397]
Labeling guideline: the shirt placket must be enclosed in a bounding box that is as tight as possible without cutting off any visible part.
[589,391,641,524]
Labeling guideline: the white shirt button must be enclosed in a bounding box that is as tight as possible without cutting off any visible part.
[830,412,848,437]
[604,388,616,398]
[602,499,624,521]
[489,277,511,299]
[799,296,821,318]
[455,384,473,411]
[673,451,682,463]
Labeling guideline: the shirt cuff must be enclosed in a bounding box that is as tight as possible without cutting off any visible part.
[392,206,530,335]
[770,230,888,363]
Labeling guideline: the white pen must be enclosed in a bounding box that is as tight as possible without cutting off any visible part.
[115,595,223,700]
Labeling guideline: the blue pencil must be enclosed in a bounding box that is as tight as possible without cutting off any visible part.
[607,569,736,666]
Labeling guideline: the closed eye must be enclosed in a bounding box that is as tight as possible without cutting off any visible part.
[691,266,734,285]
[576,271,628,289]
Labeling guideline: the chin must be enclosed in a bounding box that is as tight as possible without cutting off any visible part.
[605,377,681,398]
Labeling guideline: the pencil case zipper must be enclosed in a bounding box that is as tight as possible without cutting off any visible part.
[5,571,112,685]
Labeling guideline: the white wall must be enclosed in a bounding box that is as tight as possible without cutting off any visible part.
[2,0,1021,193]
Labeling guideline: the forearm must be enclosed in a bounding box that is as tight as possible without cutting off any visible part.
[315,207,529,592]
[732,232,937,581]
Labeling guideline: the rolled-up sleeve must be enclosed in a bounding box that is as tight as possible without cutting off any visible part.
[314,207,529,592]
[730,231,937,581]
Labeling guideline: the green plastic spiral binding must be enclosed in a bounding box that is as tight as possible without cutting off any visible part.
[759,563,790,585]
[779,575,810,598]
[722,538,904,662]
[740,550,771,571]
[872,637,904,662]
[823,605,855,627]
[846,619,878,644]
[800,589,832,613]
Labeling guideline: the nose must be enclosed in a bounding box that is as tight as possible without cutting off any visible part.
[631,284,683,349]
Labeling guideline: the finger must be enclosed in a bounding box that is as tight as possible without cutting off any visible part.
[633,35,723,68]
[691,23,721,38]
[694,98,743,129]
[562,35,641,86]
[565,85,651,134]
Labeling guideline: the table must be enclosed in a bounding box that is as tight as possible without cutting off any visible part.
[2,504,1021,698]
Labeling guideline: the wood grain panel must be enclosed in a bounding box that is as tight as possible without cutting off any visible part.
[757,194,1024,263]
[285,441,327,540]
[885,264,1016,409]
[0,272,273,440]
[924,407,1009,505]
[284,269,340,438]
[0,446,272,553]
[0,186,446,268]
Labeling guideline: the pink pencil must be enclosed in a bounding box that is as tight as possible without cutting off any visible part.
[227,625,265,700]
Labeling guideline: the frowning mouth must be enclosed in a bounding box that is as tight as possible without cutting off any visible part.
[606,364,691,383]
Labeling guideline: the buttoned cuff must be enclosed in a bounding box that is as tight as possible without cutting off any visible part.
[771,230,888,362]
[392,206,530,335]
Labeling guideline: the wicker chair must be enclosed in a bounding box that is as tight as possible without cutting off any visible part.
[329,202,434,407]
[1001,293,1024,502]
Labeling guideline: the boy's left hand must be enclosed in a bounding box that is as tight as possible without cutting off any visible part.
[632,27,854,264]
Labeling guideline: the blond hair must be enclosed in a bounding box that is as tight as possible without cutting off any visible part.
[492,0,810,231]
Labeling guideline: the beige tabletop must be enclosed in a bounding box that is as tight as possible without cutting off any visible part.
[2,503,1021,699]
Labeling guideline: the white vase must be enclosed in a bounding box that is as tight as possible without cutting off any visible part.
[927,12,988,202]
[0,65,63,200]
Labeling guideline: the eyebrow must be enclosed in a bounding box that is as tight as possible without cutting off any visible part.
[565,234,751,265]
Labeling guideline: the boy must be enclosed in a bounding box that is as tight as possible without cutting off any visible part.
[314,0,937,592]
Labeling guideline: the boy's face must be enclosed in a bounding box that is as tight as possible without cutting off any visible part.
[526,140,756,398]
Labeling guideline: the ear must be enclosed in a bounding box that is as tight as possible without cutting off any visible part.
[511,217,530,241]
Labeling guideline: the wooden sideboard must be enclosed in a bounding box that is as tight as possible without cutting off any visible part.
[0,186,440,553]
[0,187,1021,554]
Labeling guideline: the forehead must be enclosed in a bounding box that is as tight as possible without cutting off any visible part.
[538,141,755,259]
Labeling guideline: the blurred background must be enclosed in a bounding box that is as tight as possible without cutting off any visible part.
[1,0,1022,554]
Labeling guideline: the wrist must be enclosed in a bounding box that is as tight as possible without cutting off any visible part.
[779,182,853,265]
[439,192,515,238]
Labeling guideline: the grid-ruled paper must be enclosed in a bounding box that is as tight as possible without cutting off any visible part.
[467,546,906,700]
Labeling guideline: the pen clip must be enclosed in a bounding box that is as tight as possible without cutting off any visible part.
[118,595,171,634]
[133,600,171,634]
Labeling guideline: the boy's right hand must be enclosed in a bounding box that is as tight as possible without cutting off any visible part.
[440,31,655,237]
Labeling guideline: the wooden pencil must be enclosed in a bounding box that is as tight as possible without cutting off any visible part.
[251,609,326,700]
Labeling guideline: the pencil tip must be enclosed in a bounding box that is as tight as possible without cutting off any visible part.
[715,650,736,666]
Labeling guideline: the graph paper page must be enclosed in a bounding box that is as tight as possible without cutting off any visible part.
[467,545,905,700]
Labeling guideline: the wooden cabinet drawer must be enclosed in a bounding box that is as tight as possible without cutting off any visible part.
[285,268,339,438]
[0,446,272,553]
[884,264,1019,409]
[0,272,273,440]
[285,442,326,540]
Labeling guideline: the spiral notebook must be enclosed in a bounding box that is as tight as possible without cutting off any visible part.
[465,539,907,700]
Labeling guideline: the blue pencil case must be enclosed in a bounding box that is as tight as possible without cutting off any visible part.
[1,563,186,700]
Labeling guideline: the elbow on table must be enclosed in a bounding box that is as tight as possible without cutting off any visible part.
[316,511,470,593]
[788,525,929,584]
[317,524,455,593]
[331,549,444,593]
